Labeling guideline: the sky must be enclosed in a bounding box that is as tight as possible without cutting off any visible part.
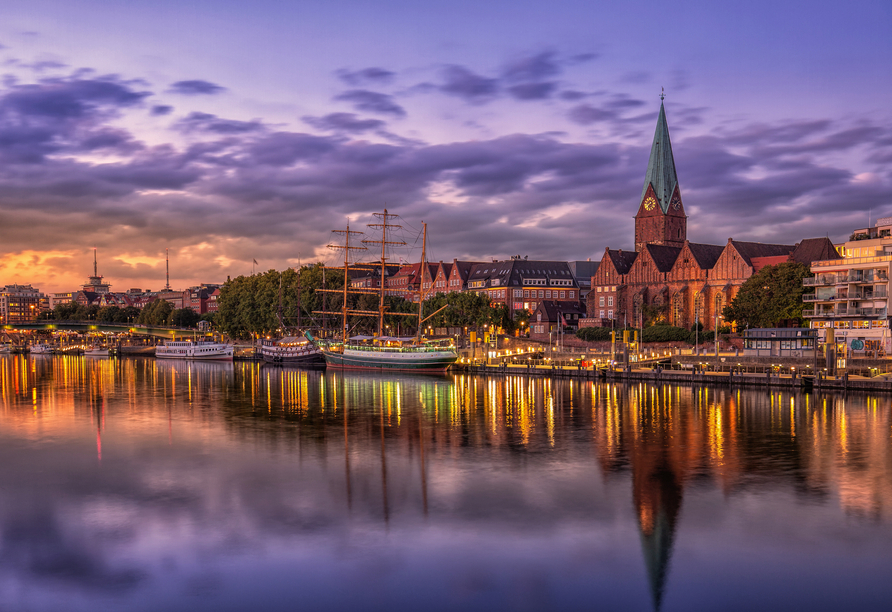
[0,0,890,294]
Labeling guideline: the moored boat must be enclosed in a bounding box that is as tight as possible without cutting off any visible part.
[258,337,324,365]
[30,343,55,355]
[84,346,110,357]
[307,333,457,371]
[309,213,458,372]
[155,340,233,361]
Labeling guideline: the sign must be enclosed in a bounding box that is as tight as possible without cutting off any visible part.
[851,339,864,350]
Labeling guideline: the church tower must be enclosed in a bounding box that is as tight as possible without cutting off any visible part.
[634,100,687,252]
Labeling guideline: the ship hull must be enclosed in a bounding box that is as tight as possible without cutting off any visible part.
[321,348,457,372]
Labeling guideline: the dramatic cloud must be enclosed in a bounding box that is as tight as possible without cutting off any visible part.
[438,65,499,102]
[0,58,888,293]
[333,89,406,117]
[168,79,226,95]
[176,111,264,134]
[336,67,396,86]
[302,112,386,133]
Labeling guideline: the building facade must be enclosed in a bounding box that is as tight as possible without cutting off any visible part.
[585,101,839,331]
[804,221,892,355]
[0,284,41,324]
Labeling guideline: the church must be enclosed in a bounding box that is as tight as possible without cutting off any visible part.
[585,100,838,331]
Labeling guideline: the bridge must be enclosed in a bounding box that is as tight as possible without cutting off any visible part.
[2,321,213,339]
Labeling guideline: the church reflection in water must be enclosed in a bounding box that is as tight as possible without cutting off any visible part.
[1,355,891,610]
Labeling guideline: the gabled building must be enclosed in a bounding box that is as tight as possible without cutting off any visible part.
[466,258,581,314]
[530,300,587,339]
[585,100,840,330]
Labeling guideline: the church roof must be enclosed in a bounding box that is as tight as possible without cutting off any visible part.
[645,244,682,273]
[730,241,795,266]
[687,243,725,269]
[790,237,841,266]
[640,102,679,214]
[606,249,638,275]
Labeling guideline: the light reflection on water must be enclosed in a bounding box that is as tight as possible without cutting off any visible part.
[0,355,891,612]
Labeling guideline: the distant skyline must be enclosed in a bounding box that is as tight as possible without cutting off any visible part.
[1,0,890,293]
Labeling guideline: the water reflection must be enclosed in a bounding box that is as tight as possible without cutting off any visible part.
[0,355,890,611]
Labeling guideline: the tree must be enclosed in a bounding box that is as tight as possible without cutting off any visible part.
[723,262,812,329]
[138,298,173,325]
[170,308,201,328]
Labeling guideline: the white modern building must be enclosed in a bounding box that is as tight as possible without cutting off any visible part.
[804,218,892,356]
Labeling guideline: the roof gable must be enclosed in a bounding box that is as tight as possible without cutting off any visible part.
[644,244,681,272]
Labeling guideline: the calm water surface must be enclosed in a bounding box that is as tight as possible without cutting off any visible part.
[0,355,890,611]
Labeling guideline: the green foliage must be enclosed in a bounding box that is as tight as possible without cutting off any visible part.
[138,299,173,325]
[723,262,813,328]
[422,291,506,330]
[169,308,201,328]
[642,325,691,343]
[576,326,612,341]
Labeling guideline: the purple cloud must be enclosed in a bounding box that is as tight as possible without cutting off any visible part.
[150,104,173,116]
[168,80,226,95]
[303,112,386,133]
[336,67,396,86]
[175,112,263,134]
[333,90,406,117]
[438,65,499,102]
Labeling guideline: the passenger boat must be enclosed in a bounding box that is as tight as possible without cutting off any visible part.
[30,343,55,355]
[84,346,110,357]
[258,337,324,365]
[0,343,12,353]
[307,212,458,372]
[155,340,233,361]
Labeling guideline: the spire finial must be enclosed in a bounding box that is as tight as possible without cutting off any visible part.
[660,87,665,101]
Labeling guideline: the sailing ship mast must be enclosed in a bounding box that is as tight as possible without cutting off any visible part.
[416,222,427,342]
[362,209,405,337]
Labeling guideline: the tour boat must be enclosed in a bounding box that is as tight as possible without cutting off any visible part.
[155,340,233,361]
[30,344,55,355]
[84,346,110,357]
[0,343,12,353]
[258,337,324,365]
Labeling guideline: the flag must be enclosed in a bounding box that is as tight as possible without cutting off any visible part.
[253,258,258,265]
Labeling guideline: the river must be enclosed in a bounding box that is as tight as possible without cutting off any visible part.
[0,355,890,611]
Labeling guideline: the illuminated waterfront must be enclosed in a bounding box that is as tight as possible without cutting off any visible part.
[1,356,891,611]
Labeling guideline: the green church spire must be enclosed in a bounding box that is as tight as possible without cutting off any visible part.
[640,102,679,214]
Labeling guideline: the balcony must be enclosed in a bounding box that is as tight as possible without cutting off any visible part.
[803,276,840,286]
[802,307,888,318]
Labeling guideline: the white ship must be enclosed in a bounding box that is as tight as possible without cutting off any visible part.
[155,340,233,361]
[30,344,55,355]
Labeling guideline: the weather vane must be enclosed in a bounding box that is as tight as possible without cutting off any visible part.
[660,87,665,101]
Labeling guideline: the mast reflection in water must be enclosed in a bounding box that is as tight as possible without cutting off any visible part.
[0,355,891,611]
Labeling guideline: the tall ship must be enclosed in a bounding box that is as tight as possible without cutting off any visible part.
[307,211,458,372]
[156,340,233,361]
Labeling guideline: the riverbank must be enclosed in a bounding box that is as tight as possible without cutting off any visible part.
[453,361,892,391]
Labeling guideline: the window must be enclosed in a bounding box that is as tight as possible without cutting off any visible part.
[599,297,605,307]
[524,290,529,298]
[546,291,552,298]
[607,296,613,307]
[514,289,522,297]
[608,310,613,319]
[539,291,544,298]
[560,291,566,298]
[600,310,605,318]
[569,291,574,298]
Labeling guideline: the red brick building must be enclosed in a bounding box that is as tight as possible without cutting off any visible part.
[585,101,839,331]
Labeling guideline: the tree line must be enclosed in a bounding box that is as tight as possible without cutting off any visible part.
[215,265,521,339]
[39,299,208,327]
